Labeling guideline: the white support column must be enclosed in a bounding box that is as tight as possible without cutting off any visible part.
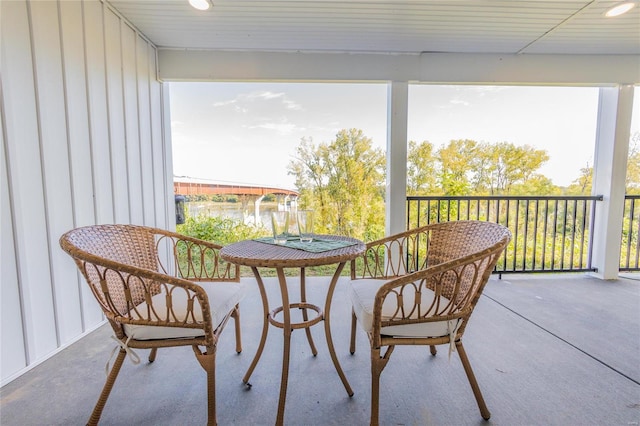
[386,81,408,237]
[590,85,634,280]
[254,195,265,225]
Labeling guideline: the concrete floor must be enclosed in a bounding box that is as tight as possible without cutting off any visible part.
[1,273,639,426]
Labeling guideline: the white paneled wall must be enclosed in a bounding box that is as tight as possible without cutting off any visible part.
[0,0,174,385]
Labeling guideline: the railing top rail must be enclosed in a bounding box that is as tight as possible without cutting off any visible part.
[407,195,604,201]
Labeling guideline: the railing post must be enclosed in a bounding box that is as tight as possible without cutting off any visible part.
[590,85,634,280]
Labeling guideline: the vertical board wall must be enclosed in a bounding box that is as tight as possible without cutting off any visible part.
[1,0,174,385]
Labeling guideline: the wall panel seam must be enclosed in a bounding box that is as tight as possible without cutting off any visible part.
[0,66,29,369]
[134,34,146,224]
[80,0,104,326]
[26,0,62,349]
[118,17,133,223]
[58,0,87,330]
[81,0,100,229]
[101,0,156,48]
[102,2,118,222]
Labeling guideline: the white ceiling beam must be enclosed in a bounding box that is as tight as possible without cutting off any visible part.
[158,50,640,84]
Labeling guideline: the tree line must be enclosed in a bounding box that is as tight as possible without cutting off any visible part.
[288,128,640,241]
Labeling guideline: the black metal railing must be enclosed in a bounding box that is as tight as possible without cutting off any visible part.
[621,195,640,272]
[406,195,603,274]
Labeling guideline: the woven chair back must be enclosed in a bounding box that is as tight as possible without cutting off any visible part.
[60,225,163,321]
[353,221,511,338]
[424,221,509,303]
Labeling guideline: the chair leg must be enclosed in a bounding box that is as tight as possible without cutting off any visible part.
[194,346,218,426]
[429,345,437,356]
[350,309,357,354]
[370,346,394,426]
[370,348,382,426]
[88,349,127,426]
[232,304,242,354]
[148,347,158,362]
[456,341,491,420]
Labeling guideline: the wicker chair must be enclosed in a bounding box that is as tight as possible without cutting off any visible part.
[59,224,246,426]
[349,220,511,425]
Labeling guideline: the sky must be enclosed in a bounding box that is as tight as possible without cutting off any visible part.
[170,83,639,190]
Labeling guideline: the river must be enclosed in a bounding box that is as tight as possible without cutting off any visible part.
[185,201,286,228]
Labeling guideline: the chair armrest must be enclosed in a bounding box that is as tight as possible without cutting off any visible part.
[82,258,215,331]
[371,260,470,323]
[366,241,504,346]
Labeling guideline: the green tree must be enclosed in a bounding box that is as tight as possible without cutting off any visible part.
[566,163,593,195]
[431,139,550,195]
[510,174,559,195]
[177,215,265,245]
[477,142,550,194]
[407,140,438,195]
[288,128,386,240]
[565,132,639,195]
[437,139,478,195]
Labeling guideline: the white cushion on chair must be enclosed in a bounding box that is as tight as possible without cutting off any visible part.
[349,279,460,338]
[123,282,246,340]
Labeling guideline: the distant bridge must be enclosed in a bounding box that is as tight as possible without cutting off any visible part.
[174,178,299,224]
[174,180,298,197]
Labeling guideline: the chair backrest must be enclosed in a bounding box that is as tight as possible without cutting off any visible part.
[424,221,510,303]
[352,221,511,342]
[61,225,162,317]
[353,220,510,279]
[66,224,159,270]
[426,221,508,266]
[60,224,239,338]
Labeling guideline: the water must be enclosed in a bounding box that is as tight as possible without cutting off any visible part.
[186,201,288,229]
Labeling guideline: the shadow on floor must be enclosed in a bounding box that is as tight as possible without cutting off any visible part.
[1,274,639,425]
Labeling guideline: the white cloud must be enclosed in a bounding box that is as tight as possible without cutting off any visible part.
[450,99,470,106]
[252,91,284,100]
[284,99,303,110]
[248,122,301,134]
[221,91,304,112]
[212,99,237,107]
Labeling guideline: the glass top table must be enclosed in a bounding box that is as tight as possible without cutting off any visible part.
[220,235,366,426]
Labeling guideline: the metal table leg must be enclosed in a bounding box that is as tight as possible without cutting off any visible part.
[299,267,318,356]
[275,267,291,426]
[323,261,354,397]
[242,267,270,385]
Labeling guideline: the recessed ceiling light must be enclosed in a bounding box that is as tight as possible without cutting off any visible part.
[604,1,635,17]
[189,0,212,11]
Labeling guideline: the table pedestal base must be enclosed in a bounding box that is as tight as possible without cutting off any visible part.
[269,303,323,329]
[242,265,354,426]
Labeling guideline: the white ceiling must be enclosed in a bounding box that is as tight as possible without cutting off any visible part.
[108,0,640,55]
